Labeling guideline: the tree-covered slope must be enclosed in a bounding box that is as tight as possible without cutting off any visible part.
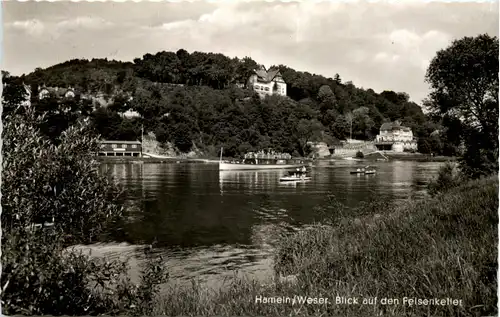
[8,49,449,157]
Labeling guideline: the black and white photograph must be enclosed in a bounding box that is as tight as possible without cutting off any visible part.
[1,0,498,316]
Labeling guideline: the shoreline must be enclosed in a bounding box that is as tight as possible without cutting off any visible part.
[96,156,217,164]
[97,154,456,164]
[327,153,456,162]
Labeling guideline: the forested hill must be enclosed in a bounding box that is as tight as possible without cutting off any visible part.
[8,49,450,157]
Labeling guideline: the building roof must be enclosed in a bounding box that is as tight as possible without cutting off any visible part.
[254,68,282,83]
[380,121,412,132]
[99,140,141,144]
[380,122,393,131]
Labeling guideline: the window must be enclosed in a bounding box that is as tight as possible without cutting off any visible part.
[132,144,137,149]
[111,144,117,148]
[100,144,105,148]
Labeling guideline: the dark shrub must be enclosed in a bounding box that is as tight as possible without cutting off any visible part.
[1,110,167,315]
[427,161,463,196]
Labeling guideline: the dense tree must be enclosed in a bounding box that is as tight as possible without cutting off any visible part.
[352,106,376,140]
[2,71,29,117]
[294,118,323,156]
[425,34,499,177]
[9,48,442,157]
[317,85,337,125]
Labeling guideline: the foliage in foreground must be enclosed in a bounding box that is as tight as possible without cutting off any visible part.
[1,110,167,315]
[2,230,167,316]
[2,111,122,244]
[425,34,499,178]
[150,176,497,317]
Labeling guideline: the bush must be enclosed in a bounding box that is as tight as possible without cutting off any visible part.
[2,229,168,316]
[355,150,364,158]
[2,111,122,244]
[1,110,167,315]
[427,161,463,196]
[459,142,498,179]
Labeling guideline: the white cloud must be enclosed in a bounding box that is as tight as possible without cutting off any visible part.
[56,17,114,30]
[8,19,45,36]
[157,19,196,31]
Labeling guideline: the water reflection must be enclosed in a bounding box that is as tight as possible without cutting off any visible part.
[96,160,443,288]
[219,170,299,194]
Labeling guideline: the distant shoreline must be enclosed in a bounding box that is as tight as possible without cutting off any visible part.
[96,156,216,164]
[97,153,456,164]
[378,153,456,162]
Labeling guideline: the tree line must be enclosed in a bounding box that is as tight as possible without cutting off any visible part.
[4,50,454,157]
[6,35,497,160]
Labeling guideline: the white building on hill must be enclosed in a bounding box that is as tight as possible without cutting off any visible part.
[248,66,287,98]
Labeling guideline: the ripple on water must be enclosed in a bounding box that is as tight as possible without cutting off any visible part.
[97,161,444,290]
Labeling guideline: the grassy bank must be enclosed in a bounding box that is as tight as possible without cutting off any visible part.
[152,176,498,316]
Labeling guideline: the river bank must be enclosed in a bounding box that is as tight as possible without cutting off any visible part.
[149,176,497,316]
[97,153,455,165]
[96,156,215,164]
[382,152,456,162]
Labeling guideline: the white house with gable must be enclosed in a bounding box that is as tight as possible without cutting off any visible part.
[248,66,287,98]
[375,120,418,152]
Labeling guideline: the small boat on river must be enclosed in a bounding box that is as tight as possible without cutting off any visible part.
[219,148,310,171]
[279,168,311,182]
[350,166,377,175]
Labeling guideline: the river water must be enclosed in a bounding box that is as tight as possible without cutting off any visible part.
[85,160,443,289]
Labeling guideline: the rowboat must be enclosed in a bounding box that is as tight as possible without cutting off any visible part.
[279,168,311,182]
[350,166,377,175]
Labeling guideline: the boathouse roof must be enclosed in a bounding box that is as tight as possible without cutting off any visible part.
[99,140,141,144]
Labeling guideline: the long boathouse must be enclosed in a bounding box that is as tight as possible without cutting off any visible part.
[98,140,142,157]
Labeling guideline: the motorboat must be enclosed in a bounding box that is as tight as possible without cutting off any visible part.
[219,148,311,171]
[220,160,308,171]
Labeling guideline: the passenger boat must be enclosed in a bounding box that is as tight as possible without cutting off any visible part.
[279,168,311,182]
[218,148,310,171]
[350,166,377,175]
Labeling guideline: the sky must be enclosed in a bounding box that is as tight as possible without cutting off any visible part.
[2,0,498,104]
